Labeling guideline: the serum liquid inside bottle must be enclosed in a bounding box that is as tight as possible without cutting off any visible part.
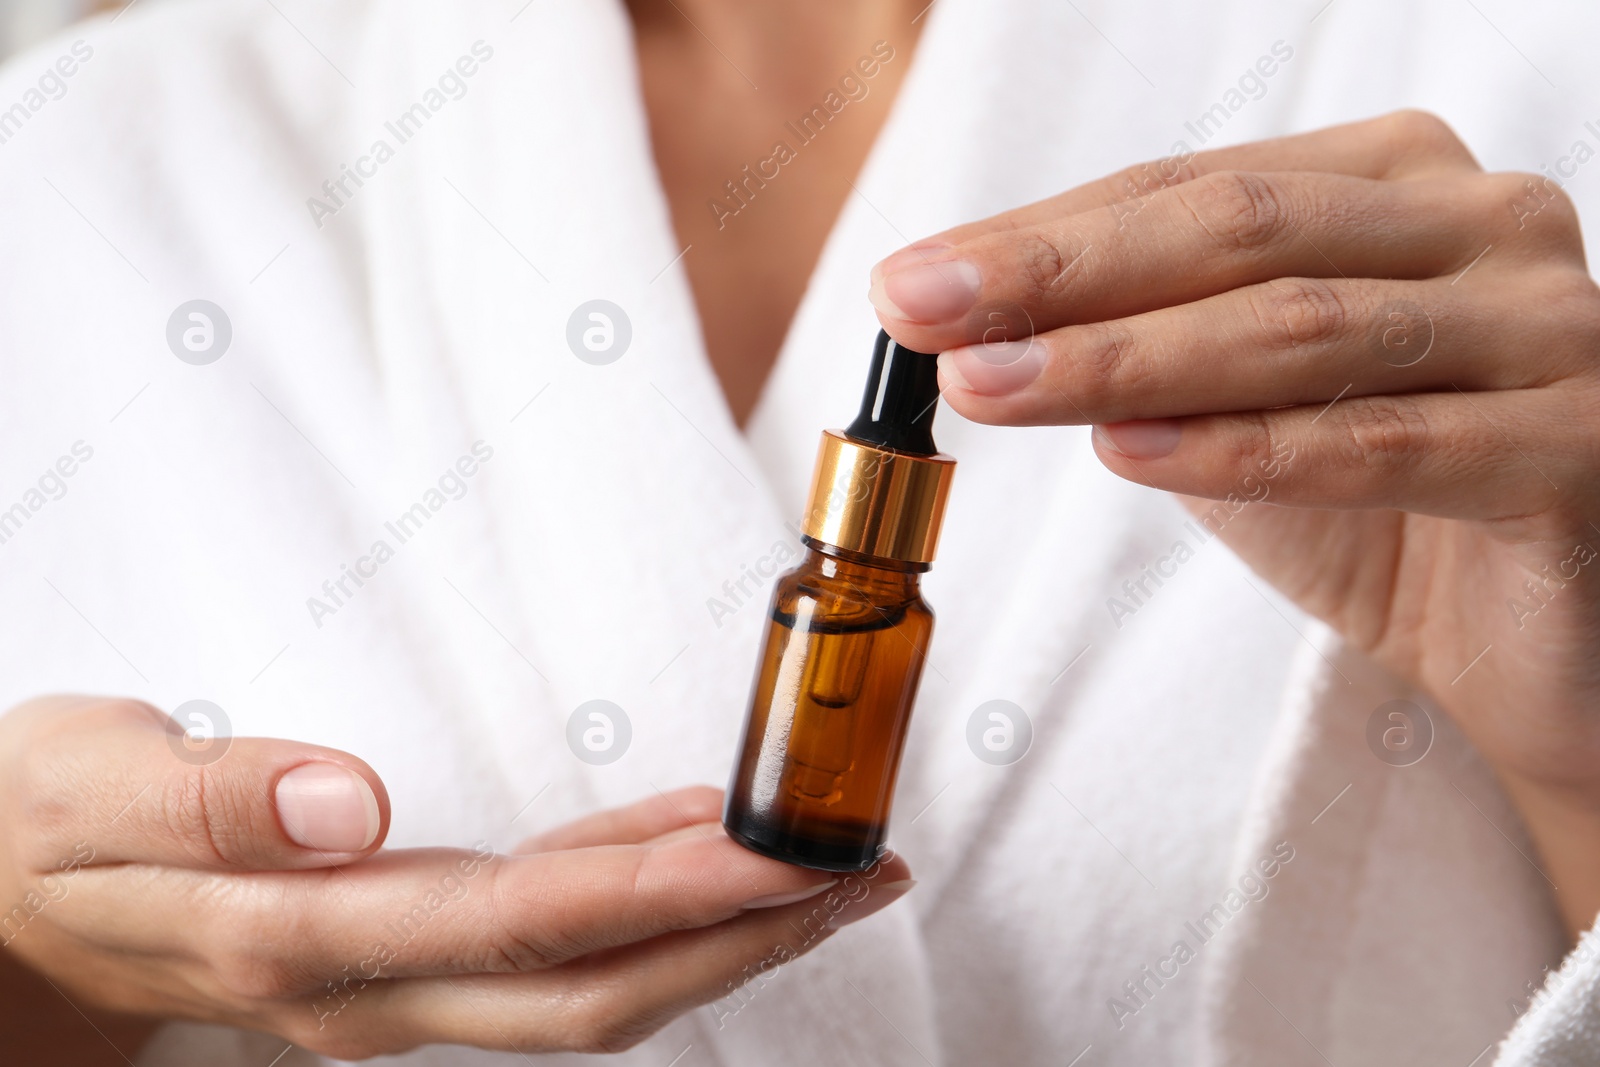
[724,331,956,871]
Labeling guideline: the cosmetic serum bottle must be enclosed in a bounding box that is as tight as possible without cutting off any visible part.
[724,330,956,871]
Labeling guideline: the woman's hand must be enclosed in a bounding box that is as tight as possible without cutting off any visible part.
[0,696,911,1062]
[870,110,1600,935]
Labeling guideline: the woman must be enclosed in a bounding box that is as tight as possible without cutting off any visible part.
[1,0,1598,1063]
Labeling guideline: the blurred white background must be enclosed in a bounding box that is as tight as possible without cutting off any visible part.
[0,0,120,61]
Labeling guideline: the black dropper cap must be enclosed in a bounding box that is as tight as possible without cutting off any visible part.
[844,330,941,456]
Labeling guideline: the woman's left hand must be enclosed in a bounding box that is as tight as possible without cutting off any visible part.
[870,109,1600,936]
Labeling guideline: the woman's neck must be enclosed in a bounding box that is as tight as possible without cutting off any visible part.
[626,0,926,426]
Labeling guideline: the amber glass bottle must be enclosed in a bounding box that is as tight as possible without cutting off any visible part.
[725,331,956,871]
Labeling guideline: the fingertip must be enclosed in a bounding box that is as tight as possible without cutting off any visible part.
[936,351,972,394]
[1088,425,1187,498]
[933,361,1026,428]
[1089,425,1144,480]
[868,276,913,321]
[274,761,386,855]
[1093,419,1183,461]
[868,848,914,887]
[869,240,953,285]
[741,878,839,910]
[339,754,393,850]
[830,878,916,928]
[804,854,917,930]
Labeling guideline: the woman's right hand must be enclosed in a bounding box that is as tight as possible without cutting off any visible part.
[0,696,913,1061]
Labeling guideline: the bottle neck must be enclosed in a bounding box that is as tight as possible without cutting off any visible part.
[802,536,927,583]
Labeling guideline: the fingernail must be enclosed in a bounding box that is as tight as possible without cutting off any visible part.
[742,879,838,910]
[940,339,1046,396]
[1093,420,1182,460]
[937,352,972,393]
[870,261,982,323]
[870,241,952,284]
[830,878,916,928]
[275,763,380,852]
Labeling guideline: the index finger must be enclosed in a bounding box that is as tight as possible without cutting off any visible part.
[874,167,1497,355]
[870,109,1479,281]
[64,830,863,986]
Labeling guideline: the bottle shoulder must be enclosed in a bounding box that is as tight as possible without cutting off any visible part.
[771,558,932,632]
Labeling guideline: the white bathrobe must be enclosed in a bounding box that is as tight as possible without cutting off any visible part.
[2,0,1599,1064]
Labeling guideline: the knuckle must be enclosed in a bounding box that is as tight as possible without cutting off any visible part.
[290,1019,400,1062]
[1179,170,1286,254]
[213,944,298,1002]
[29,696,164,735]
[1250,278,1349,350]
[208,892,314,1001]
[45,697,165,735]
[1487,170,1538,201]
[1063,322,1141,409]
[1548,188,1580,227]
[1495,171,1579,233]
[13,733,72,835]
[274,961,416,1059]
[98,697,167,728]
[1558,272,1600,336]
[1015,229,1080,297]
[11,698,169,861]
[29,697,165,756]
[481,923,568,972]
[1534,175,1578,218]
[158,765,241,866]
[1336,396,1432,471]
[289,1031,356,1062]
[562,986,661,1055]
[1547,272,1600,374]
[1217,411,1283,488]
[1382,109,1466,156]
[1111,153,1202,201]
[479,860,602,971]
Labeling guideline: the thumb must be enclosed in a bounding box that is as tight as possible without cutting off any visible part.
[12,697,389,872]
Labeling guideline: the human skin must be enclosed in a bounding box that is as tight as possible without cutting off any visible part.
[869,110,1600,939]
[1,3,927,1062]
[9,3,1597,1063]
[631,0,925,425]
[0,698,911,1061]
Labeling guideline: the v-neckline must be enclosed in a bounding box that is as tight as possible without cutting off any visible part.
[615,1,945,440]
